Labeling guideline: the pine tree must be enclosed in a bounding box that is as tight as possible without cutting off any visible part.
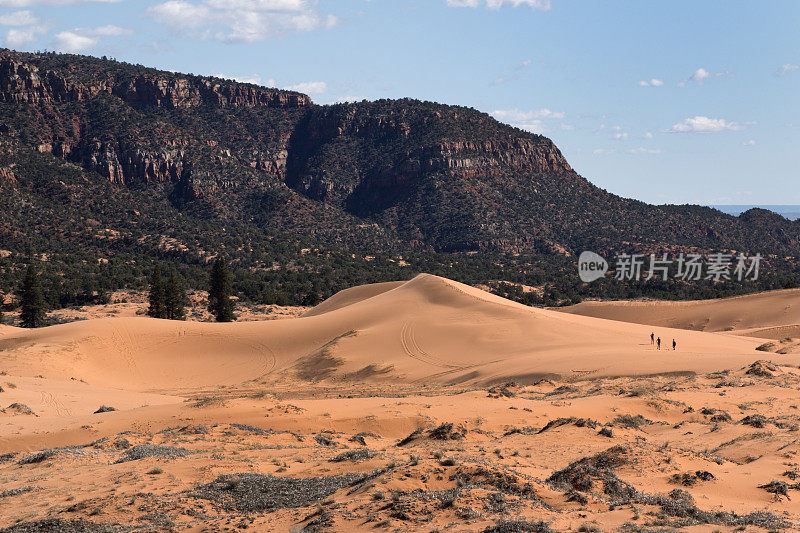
[163,270,187,320]
[148,264,165,319]
[208,258,235,322]
[19,262,46,328]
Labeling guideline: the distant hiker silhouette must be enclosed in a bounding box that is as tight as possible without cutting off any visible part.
[672,339,676,351]
[650,332,654,345]
[657,337,661,350]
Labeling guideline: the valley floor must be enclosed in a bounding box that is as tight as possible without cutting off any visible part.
[2,371,800,532]
[1,276,799,532]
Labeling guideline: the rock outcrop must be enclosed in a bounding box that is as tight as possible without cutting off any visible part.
[0,167,15,184]
[82,142,191,186]
[0,56,99,104]
[285,100,573,208]
[0,50,309,192]
[0,53,310,110]
[2,49,799,257]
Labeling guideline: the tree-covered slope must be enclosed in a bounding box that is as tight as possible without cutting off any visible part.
[0,49,798,310]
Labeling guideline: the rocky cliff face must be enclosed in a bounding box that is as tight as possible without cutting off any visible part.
[0,166,15,184]
[109,75,311,110]
[0,50,309,191]
[1,51,571,205]
[4,50,796,257]
[2,50,574,220]
[0,53,311,110]
[434,139,571,175]
[285,100,573,209]
[0,56,98,104]
[278,100,581,251]
[81,141,191,186]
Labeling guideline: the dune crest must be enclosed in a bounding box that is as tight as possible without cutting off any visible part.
[0,274,794,393]
[301,280,405,317]
[561,288,800,335]
[0,324,22,336]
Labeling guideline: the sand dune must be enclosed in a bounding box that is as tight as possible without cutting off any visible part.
[300,280,405,317]
[560,288,800,335]
[0,274,790,394]
[734,324,800,340]
[0,324,21,336]
[4,275,800,531]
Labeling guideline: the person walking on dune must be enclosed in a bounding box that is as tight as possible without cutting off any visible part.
[651,332,654,345]
[672,339,676,351]
[657,337,661,350]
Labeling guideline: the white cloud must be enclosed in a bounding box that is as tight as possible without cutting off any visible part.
[687,67,709,84]
[147,0,337,42]
[54,30,97,52]
[213,73,277,86]
[0,9,37,25]
[669,116,743,133]
[283,80,326,94]
[678,67,731,86]
[491,58,533,86]
[742,139,756,146]
[777,63,799,76]
[517,121,546,133]
[446,0,551,10]
[594,146,660,155]
[0,0,120,5]
[608,125,628,140]
[637,78,663,87]
[148,1,211,28]
[644,132,653,139]
[324,13,339,28]
[52,24,132,52]
[492,108,565,122]
[0,8,45,47]
[491,108,566,134]
[330,95,369,103]
[90,24,133,36]
[211,74,326,95]
[5,26,37,46]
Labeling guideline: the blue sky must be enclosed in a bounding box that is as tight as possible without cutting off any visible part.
[1,0,798,205]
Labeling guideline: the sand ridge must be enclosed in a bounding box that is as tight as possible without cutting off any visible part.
[0,274,790,394]
[560,288,800,334]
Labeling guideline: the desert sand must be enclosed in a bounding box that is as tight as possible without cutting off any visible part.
[561,289,800,336]
[1,274,799,531]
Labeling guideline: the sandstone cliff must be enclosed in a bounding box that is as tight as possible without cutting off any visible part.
[0,53,310,110]
[2,49,798,258]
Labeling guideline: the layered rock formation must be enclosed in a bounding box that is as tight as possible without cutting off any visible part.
[0,53,310,110]
[0,56,99,104]
[0,166,15,184]
[284,100,573,209]
[1,48,799,257]
[0,50,309,192]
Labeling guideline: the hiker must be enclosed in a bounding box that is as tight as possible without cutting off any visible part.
[672,339,676,351]
[650,332,654,345]
[657,337,661,350]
